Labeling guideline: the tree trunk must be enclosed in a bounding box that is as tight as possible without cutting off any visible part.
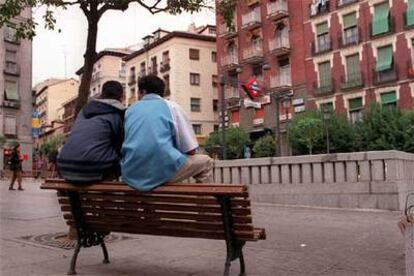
[75,15,99,115]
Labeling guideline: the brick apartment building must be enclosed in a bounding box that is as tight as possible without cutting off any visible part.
[216,0,414,155]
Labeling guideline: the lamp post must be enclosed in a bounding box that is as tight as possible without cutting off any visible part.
[323,108,331,154]
[219,74,227,160]
[272,91,293,156]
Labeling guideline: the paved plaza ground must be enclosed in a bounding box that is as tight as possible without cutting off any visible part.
[0,178,407,275]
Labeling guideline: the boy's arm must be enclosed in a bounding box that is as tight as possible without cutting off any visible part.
[167,101,199,154]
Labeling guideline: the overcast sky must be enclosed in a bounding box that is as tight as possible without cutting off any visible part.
[32,3,216,86]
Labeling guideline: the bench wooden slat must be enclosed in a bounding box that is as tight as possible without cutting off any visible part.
[63,209,253,224]
[75,194,251,207]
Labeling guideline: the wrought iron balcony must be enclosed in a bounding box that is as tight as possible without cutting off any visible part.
[340,72,364,90]
[270,73,292,92]
[242,46,264,64]
[128,74,136,85]
[370,15,395,38]
[267,1,288,21]
[241,7,261,30]
[160,59,171,73]
[221,54,239,71]
[314,78,335,96]
[338,28,361,48]
[218,22,238,39]
[373,67,398,85]
[312,37,332,55]
[269,36,290,57]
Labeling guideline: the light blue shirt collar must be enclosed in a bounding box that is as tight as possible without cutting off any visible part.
[142,94,162,101]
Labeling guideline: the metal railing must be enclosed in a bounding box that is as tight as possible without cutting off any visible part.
[312,37,332,55]
[243,46,263,60]
[373,66,398,85]
[338,28,361,48]
[269,35,290,51]
[221,55,238,66]
[314,78,334,96]
[242,7,261,28]
[340,72,363,90]
[267,1,288,16]
[270,73,292,88]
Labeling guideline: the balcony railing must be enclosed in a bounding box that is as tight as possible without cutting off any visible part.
[373,67,398,85]
[309,1,330,17]
[269,36,290,56]
[160,59,171,73]
[336,0,359,8]
[270,73,292,90]
[370,15,395,38]
[4,62,20,76]
[224,86,239,100]
[338,28,361,48]
[340,72,364,90]
[314,78,334,96]
[221,55,239,69]
[242,46,264,64]
[267,1,288,21]
[312,37,332,55]
[218,22,237,39]
[242,8,261,30]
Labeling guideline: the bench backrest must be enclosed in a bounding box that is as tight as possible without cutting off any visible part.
[41,179,265,241]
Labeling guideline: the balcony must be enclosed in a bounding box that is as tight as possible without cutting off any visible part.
[338,28,361,48]
[373,67,398,85]
[242,46,264,64]
[4,62,20,76]
[128,74,136,85]
[340,72,364,90]
[314,78,334,96]
[224,85,239,100]
[269,36,290,57]
[336,0,359,8]
[270,73,292,92]
[312,37,332,55]
[309,1,330,18]
[241,8,261,31]
[218,22,238,39]
[221,54,239,71]
[160,59,171,73]
[267,1,288,21]
[370,16,395,39]
[3,27,20,44]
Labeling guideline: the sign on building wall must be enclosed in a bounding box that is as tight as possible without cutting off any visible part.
[31,111,40,138]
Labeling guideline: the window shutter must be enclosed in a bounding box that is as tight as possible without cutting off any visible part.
[407,0,414,26]
[375,45,393,72]
[372,2,390,35]
[346,54,360,79]
[5,81,19,101]
[343,12,357,29]
[349,97,362,111]
[318,62,331,86]
[316,22,328,35]
[380,91,397,104]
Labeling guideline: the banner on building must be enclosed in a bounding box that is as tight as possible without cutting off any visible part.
[32,111,40,138]
[242,77,262,99]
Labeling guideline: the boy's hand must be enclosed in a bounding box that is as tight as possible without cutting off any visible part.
[186,149,197,155]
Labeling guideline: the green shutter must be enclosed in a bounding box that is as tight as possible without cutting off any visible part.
[349,97,362,110]
[343,12,357,29]
[319,62,331,86]
[381,91,397,104]
[5,82,19,101]
[346,54,360,79]
[375,45,393,72]
[372,2,389,35]
[316,22,328,35]
[407,0,414,26]
[320,102,333,111]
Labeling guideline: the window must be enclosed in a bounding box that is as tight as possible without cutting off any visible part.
[372,2,390,36]
[192,124,202,135]
[190,73,200,86]
[191,98,201,112]
[320,102,334,112]
[151,57,157,75]
[214,125,219,132]
[253,65,263,83]
[345,54,361,84]
[129,67,136,84]
[212,75,218,87]
[162,51,169,63]
[279,59,291,86]
[375,45,395,82]
[189,49,200,60]
[4,81,19,101]
[4,116,17,136]
[318,62,332,89]
[381,91,397,108]
[343,12,358,45]
[316,22,330,53]
[5,50,16,62]
[251,35,262,51]
[348,97,363,123]
[4,25,18,43]
[213,99,219,112]
[140,62,146,77]
[211,51,217,62]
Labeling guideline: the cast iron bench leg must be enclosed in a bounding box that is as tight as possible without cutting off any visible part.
[239,251,246,276]
[67,242,81,275]
[101,241,110,264]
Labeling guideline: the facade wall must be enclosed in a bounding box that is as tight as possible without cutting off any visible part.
[0,7,33,172]
[124,33,219,140]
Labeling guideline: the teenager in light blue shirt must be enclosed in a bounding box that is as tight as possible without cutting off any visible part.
[121,75,213,191]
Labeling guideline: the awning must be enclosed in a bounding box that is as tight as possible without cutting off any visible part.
[407,0,414,26]
[372,3,389,36]
[375,45,393,72]
[381,91,397,104]
[316,22,328,35]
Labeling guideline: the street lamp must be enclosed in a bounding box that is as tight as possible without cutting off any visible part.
[323,108,331,154]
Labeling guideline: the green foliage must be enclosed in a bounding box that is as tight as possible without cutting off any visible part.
[205,127,250,159]
[216,0,236,31]
[0,135,6,146]
[253,135,276,158]
[40,134,66,155]
[355,104,414,153]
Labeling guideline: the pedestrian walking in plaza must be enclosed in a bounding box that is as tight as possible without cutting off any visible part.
[58,81,125,183]
[8,144,23,191]
[122,75,213,191]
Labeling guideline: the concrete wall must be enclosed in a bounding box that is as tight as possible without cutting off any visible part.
[213,150,414,211]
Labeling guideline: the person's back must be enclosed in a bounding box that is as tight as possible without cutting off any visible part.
[58,81,125,184]
[122,75,213,191]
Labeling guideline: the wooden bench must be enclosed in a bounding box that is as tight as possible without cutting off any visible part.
[41,179,266,276]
